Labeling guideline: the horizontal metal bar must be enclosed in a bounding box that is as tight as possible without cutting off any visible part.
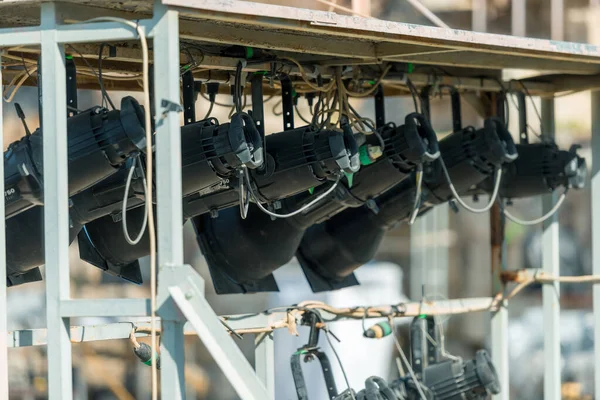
[10,295,496,348]
[60,299,151,317]
[0,26,41,46]
[56,20,155,44]
[8,321,198,348]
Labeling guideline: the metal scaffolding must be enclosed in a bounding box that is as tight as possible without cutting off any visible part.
[0,1,599,399]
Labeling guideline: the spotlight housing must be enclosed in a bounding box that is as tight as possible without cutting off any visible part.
[194,113,440,294]
[4,96,146,219]
[475,142,586,199]
[72,124,357,286]
[296,117,518,292]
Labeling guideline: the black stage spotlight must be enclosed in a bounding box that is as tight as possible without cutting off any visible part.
[182,124,359,218]
[194,113,440,294]
[473,142,586,199]
[4,96,146,219]
[296,117,518,292]
[5,113,263,286]
[391,316,500,400]
[69,124,357,286]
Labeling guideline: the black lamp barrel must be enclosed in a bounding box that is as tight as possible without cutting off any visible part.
[296,117,519,292]
[4,96,146,219]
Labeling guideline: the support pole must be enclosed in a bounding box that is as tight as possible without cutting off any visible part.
[490,202,509,400]
[511,0,526,37]
[41,3,72,399]
[472,0,487,32]
[551,0,564,41]
[592,90,600,400]
[488,92,509,400]
[0,53,8,400]
[541,98,561,400]
[255,334,275,399]
[153,2,187,399]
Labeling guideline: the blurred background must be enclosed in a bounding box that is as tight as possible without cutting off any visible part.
[5,0,598,399]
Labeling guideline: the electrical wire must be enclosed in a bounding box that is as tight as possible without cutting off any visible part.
[81,16,156,400]
[244,168,341,219]
[121,155,148,245]
[344,64,392,98]
[388,317,428,400]
[324,328,356,400]
[503,190,567,225]
[3,66,36,102]
[295,104,312,125]
[21,52,36,84]
[202,101,214,120]
[406,78,420,113]
[279,56,336,93]
[408,166,424,225]
[438,157,503,213]
[98,43,116,110]
[66,44,114,109]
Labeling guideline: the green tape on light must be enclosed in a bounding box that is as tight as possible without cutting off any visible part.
[359,145,373,166]
[143,352,160,366]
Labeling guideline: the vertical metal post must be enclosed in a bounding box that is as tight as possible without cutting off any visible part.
[153,2,186,399]
[255,334,275,399]
[352,0,371,16]
[488,91,509,400]
[511,0,526,37]
[592,90,600,400]
[0,54,8,400]
[551,0,564,41]
[41,3,72,399]
[410,90,448,301]
[541,98,561,400]
[490,202,509,400]
[472,0,487,32]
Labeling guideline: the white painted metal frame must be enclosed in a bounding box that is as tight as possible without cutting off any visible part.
[0,1,598,399]
[0,2,269,399]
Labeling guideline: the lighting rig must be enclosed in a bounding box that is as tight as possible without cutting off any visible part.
[2,55,587,297]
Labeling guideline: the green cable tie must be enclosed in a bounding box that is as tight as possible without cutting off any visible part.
[368,80,376,85]
[308,187,315,195]
[245,46,254,59]
[65,55,73,60]
[418,314,427,319]
[407,63,415,74]
[345,172,354,188]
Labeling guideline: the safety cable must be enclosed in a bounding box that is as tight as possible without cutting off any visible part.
[243,166,341,219]
[408,166,424,225]
[503,190,567,225]
[388,317,428,400]
[438,157,503,213]
[121,155,148,245]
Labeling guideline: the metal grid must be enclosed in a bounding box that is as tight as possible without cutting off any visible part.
[0,1,598,399]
